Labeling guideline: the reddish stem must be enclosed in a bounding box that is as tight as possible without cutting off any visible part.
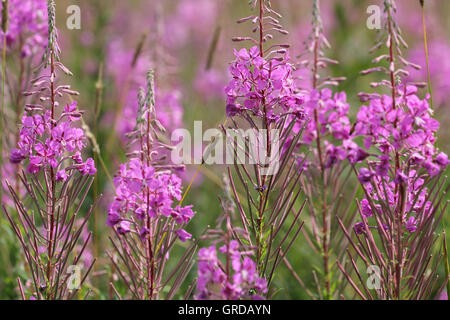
[46,49,57,296]
[312,25,330,299]
[256,0,271,273]
[387,9,403,299]
[144,99,155,299]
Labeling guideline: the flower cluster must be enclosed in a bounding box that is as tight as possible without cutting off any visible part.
[354,169,434,235]
[107,158,194,242]
[196,240,267,300]
[105,70,197,299]
[107,70,195,245]
[225,46,304,120]
[353,86,448,235]
[10,101,96,179]
[297,88,367,168]
[355,85,448,176]
[0,0,48,57]
[302,89,351,143]
[1,0,98,300]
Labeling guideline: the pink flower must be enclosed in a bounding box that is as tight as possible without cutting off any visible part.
[196,240,267,300]
[117,221,131,235]
[355,85,447,177]
[79,158,96,175]
[354,222,365,235]
[176,229,192,242]
[225,46,304,120]
[405,216,417,233]
[10,148,25,164]
[56,170,68,182]
[358,168,373,184]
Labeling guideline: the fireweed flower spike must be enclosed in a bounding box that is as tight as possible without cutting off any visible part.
[107,70,197,300]
[338,0,449,300]
[2,0,96,300]
[286,0,366,300]
[223,0,307,295]
[294,0,363,168]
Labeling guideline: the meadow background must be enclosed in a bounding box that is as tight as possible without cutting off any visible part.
[0,0,449,299]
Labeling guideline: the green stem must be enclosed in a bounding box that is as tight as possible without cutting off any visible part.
[93,63,103,299]
[443,231,450,299]
[0,35,5,206]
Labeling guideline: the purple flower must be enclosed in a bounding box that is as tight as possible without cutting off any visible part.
[376,155,390,176]
[435,152,449,168]
[109,157,195,234]
[226,102,242,118]
[72,152,83,164]
[290,88,357,168]
[355,86,445,176]
[354,222,365,235]
[394,170,408,185]
[13,97,96,178]
[360,199,373,217]
[139,227,150,241]
[355,169,435,237]
[171,205,195,224]
[224,46,303,120]
[423,160,441,177]
[117,221,131,235]
[195,240,267,300]
[106,210,121,227]
[405,216,417,233]
[303,89,351,142]
[10,148,25,164]
[107,71,196,254]
[56,170,68,182]
[176,229,192,242]
[358,168,373,184]
[79,158,97,175]
[26,160,40,174]
[64,101,81,121]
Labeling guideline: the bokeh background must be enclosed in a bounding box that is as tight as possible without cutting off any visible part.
[0,0,449,299]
